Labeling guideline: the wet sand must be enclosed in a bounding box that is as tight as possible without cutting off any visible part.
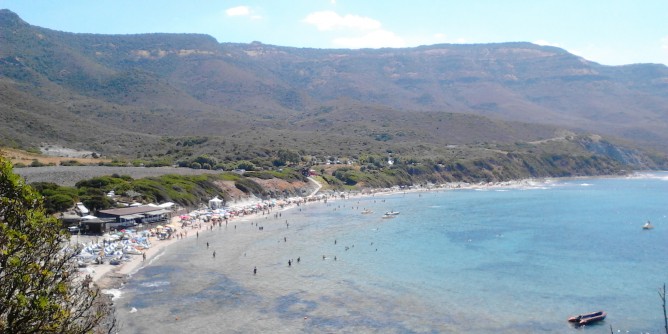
[113,198,355,333]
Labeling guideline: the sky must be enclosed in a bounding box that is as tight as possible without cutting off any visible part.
[1,0,667,66]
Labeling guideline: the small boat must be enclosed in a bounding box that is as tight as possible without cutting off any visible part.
[568,311,606,325]
[643,221,654,229]
[384,211,400,216]
[361,209,374,214]
[381,214,396,219]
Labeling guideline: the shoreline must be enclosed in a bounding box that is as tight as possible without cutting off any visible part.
[84,181,493,292]
[86,197,324,292]
[86,172,656,292]
[87,176,324,291]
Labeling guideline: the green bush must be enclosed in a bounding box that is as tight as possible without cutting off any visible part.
[59,160,84,166]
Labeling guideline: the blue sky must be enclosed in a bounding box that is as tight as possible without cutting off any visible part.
[1,0,666,66]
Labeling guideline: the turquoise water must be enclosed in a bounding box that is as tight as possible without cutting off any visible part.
[115,173,668,333]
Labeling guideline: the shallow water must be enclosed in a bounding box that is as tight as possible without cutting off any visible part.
[115,173,668,333]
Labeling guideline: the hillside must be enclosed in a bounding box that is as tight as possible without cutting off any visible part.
[1,9,667,168]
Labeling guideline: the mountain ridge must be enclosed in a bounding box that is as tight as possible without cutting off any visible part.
[1,9,666,165]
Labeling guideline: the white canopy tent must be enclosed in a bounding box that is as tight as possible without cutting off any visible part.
[158,202,175,209]
[208,196,224,210]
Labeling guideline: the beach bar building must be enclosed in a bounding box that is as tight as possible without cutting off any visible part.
[87,206,171,232]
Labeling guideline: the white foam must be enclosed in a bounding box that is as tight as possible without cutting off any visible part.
[140,280,170,288]
[628,172,668,181]
[102,288,122,300]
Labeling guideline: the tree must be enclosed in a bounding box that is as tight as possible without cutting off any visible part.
[193,155,217,167]
[276,149,300,166]
[0,157,116,333]
[236,161,256,171]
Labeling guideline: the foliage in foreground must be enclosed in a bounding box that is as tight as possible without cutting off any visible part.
[0,156,116,333]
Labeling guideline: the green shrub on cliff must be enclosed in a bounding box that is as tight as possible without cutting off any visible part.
[0,156,117,332]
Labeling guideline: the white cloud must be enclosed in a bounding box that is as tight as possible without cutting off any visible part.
[660,36,668,64]
[303,11,381,31]
[303,11,401,48]
[226,6,251,17]
[333,29,405,49]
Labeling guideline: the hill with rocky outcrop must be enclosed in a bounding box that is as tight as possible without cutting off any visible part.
[1,9,666,168]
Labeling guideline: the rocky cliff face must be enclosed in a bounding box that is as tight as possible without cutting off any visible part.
[577,136,661,169]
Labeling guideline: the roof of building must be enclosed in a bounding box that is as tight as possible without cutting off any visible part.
[98,206,169,217]
[76,202,89,214]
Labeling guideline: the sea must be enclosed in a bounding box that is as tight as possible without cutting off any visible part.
[114,172,668,334]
